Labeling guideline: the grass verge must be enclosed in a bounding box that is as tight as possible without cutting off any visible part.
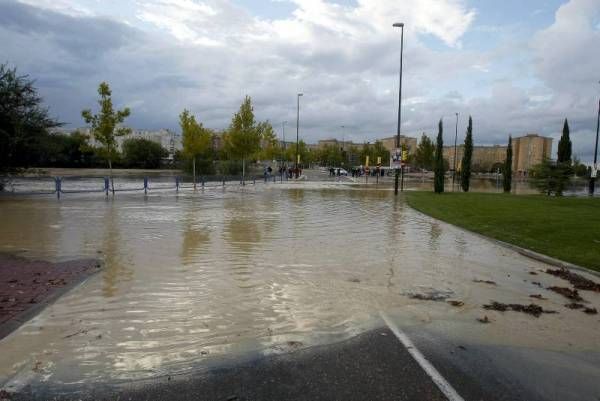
[405,191,600,272]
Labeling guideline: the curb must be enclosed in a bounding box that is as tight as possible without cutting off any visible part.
[0,259,103,341]
[407,205,600,279]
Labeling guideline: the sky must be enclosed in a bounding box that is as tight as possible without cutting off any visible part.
[1,0,599,161]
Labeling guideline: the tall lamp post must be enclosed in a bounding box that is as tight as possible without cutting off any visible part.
[452,112,459,191]
[296,93,303,171]
[590,83,600,195]
[282,121,287,166]
[393,22,404,195]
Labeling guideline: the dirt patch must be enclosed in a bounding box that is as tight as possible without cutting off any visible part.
[483,301,557,318]
[547,286,584,302]
[545,268,600,292]
[0,253,101,340]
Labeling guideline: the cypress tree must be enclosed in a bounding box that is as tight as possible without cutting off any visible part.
[557,118,572,164]
[434,119,445,193]
[503,135,512,193]
[460,116,473,192]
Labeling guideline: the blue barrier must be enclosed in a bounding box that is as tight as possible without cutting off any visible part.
[0,174,277,198]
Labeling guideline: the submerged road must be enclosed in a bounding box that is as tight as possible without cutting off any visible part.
[1,183,599,400]
[12,321,599,401]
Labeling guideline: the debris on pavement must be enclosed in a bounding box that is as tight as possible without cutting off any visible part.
[447,300,464,307]
[529,294,547,300]
[483,301,557,318]
[473,279,497,285]
[565,303,584,310]
[583,307,598,315]
[407,289,453,302]
[545,268,600,292]
[477,316,490,323]
[547,286,584,302]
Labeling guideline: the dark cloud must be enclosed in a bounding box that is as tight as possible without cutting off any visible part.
[0,0,598,162]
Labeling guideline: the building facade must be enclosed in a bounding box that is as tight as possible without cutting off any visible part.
[442,134,552,175]
[378,135,418,155]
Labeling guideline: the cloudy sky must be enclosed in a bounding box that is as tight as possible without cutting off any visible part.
[1,0,599,161]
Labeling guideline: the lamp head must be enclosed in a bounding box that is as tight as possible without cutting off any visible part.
[393,22,404,28]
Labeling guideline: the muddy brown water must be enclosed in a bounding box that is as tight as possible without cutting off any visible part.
[0,184,598,390]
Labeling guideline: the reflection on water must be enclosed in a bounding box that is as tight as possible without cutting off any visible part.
[0,185,598,390]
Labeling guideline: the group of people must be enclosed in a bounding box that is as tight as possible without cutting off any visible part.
[350,166,385,178]
[264,165,303,181]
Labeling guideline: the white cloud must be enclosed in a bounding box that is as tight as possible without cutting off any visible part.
[2,0,599,162]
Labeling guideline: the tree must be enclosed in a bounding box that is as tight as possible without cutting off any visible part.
[82,82,131,193]
[460,116,473,192]
[258,121,280,161]
[224,96,263,182]
[122,138,167,169]
[414,133,435,171]
[284,140,312,166]
[531,159,572,196]
[503,135,513,193]
[180,109,212,186]
[0,64,60,181]
[557,118,572,164]
[315,144,343,167]
[434,119,445,193]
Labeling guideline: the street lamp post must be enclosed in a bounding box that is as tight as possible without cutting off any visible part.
[393,22,404,195]
[282,121,287,166]
[452,112,459,191]
[296,93,303,172]
[590,85,600,195]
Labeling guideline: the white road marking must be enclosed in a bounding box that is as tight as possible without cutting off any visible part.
[380,311,465,401]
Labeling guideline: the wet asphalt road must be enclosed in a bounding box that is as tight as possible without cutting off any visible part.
[8,325,600,401]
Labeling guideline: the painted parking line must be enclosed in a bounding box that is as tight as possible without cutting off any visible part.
[380,311,465,401]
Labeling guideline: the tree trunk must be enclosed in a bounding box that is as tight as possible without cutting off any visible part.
[193,157,196,191]
[242,157,246,186]
[108,156,114,195]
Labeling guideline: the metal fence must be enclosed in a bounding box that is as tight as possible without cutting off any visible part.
[0,173,291,198]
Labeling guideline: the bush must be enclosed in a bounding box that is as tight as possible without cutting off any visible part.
[122,138,167,169]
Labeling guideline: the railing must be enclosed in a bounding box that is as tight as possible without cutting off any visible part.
[0,173,290,198]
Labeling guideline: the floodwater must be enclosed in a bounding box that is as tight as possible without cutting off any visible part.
[0,183,599,391]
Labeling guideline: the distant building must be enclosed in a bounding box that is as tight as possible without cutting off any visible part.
[378,135,418,155]
[69,127,182,159]
[512,134,553,175]
[442,133,552,175]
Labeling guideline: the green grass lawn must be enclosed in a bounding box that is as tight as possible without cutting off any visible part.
[405,191,600,272]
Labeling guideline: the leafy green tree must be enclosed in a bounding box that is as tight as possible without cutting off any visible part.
[224,96,263,181]
[316,144,343,166]
[572,156,589,177]
[460,116,473,192]
[434,119,445,193]
[531,159,572,196]
[284,140,312,166]
[0,64,60,182]
[503,135,513,193]
[258,121,280,161]
[557,118,572,164]
[179,109,212,185]
[82,82,131,192]
[122,138,167,169]
[414,133,435,171]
